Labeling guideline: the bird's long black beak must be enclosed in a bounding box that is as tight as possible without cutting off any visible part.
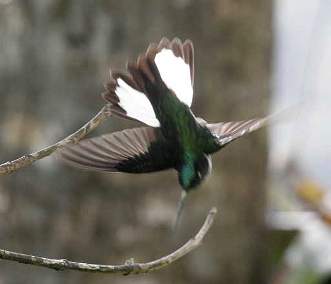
[172,191,187,232]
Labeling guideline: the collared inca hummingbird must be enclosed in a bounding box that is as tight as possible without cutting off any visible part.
[60,37,270,223]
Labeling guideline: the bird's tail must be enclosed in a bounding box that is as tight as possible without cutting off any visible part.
[102,42,167,127]
[102,37,194,127]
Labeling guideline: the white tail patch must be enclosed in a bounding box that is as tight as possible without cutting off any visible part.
[154,49,193,107]
[115,79,160,127]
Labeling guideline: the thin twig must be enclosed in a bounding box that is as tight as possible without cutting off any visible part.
[0,207,217,275]
[0,105,111,175]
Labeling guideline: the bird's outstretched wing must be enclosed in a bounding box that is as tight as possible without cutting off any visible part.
[205,117,268,152]
[102,37,194,127]
[59,127,176,173]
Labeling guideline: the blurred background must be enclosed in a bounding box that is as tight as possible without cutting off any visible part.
[0,0,330,283]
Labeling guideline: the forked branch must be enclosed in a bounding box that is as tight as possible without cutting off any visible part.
[0,207,217,274]
[0,105,111,175]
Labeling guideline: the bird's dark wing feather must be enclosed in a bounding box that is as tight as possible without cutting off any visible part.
[59,127,176,173]
[205,117,268,151]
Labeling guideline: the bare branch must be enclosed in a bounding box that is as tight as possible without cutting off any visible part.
[0,105,111,175]
[0,207,217,274]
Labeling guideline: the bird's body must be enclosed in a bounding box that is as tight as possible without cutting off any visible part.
[60,37,268,192]
[151,87,217,189]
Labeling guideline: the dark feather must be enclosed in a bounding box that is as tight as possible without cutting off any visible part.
[183,39,194,86]
[102,37,195,123]
[206,117,268,149]
[59,127,177,173]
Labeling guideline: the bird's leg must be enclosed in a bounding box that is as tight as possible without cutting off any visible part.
[172,190,188,232]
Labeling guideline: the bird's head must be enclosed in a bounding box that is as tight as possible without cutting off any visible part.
[178,154,212,191]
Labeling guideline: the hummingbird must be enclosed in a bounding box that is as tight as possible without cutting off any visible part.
[60,37,269,225]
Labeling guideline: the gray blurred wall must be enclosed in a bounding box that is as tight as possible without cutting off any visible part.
[0,1,271,283]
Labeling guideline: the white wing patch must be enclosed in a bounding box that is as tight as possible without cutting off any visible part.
[115,79,160,127]
[154,49,193,107]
